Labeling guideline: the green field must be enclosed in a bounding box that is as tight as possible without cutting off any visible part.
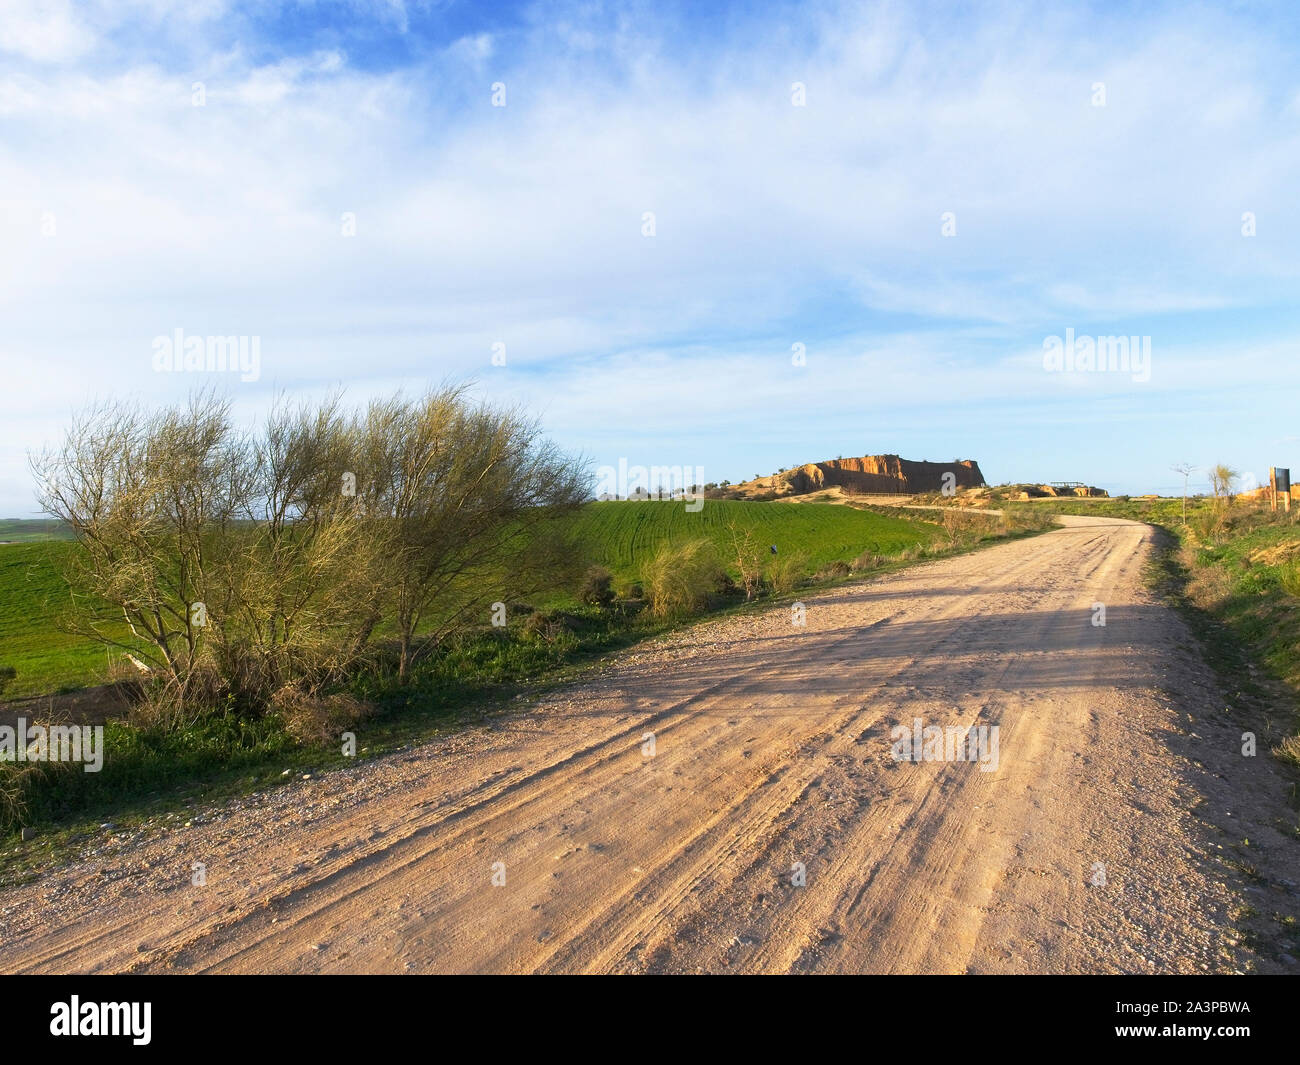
[0,541,111,698]
[0,501,937,701]
[0,518,74,543]
[558,499,937,583]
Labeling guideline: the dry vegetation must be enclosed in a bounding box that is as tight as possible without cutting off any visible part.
[30,387,587,718]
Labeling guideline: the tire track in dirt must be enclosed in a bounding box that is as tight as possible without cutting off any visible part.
[3,516,1297,974]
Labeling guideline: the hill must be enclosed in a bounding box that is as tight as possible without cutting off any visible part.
[558,498,936,583]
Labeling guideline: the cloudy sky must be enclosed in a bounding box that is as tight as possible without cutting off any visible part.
[2,0,1299,513]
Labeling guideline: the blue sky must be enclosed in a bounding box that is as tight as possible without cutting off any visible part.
[2,0,1299,514]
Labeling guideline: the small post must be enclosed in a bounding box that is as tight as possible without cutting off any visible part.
[1271,467,1292,513]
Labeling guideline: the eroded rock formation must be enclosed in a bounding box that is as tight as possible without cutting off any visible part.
[784,455,984,495]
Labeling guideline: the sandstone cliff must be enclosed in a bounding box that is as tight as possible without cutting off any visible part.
[783,455,985,495]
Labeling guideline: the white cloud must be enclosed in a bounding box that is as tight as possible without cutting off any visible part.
[2,1,1300,509]
[0,0,95,62]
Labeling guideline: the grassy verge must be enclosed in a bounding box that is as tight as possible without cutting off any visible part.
[553,498,939,586]
[1165,511,1300,766]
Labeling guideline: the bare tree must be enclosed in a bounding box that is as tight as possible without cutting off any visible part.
[32,391,246,700]
[207,393,383,699]
[356,388,588,681]
[726,520,763,601]
[1170,462,1196,524]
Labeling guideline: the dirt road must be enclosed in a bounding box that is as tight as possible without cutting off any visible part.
[4,516,1299,973]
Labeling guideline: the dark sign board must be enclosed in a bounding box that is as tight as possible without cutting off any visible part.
[1273,467,1291,493]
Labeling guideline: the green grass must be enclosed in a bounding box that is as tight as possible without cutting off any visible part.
[0,518,74,543]
[557,499,937,584]
[0,502,937,699]
[1174,511,1300,695]
[1169,512,1300,768]
[0,541,115,698]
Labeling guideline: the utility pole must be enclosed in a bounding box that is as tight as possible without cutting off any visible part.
[1171,462,1196,524]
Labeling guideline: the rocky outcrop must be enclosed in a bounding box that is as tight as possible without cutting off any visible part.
[1013,484,1109,499]
[784,455,985,495]
[1031,484,1108,498]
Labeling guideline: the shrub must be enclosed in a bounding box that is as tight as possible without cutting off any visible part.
[852,550,882,571]
[128,667,225,733]
[1192,507,1224,542]
[1280,561,1300,599]
[0,762,39,830]
[942,508,965,543]
[1275,732,1300,768]
[768,551,808,595]
[522,610,572,643]
[271,686,372,747]
[815,560,851,580]
[726,521,764,601]
[999,508,1054,535]
[641,539,723,618]
[579,565,616,607]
